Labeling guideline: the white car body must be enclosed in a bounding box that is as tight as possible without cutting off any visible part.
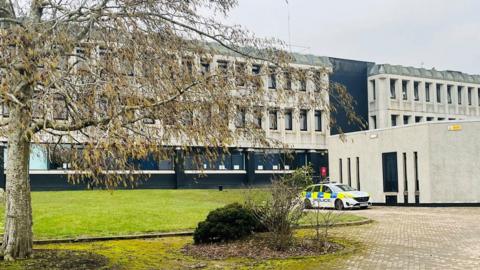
[302,183,372,210]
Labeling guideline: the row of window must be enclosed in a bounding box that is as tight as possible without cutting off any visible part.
[371,79,480,106]
[338,157,361,190]
[264,109,323,132]
[383,152,420,203]
[370,114,461,129]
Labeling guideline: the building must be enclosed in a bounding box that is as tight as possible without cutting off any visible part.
[1,50,479,204]
[328,120,480,204]
[368,64,480,129]
[0,52,333,190]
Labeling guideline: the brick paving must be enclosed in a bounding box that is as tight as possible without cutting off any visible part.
[333,207,480,270]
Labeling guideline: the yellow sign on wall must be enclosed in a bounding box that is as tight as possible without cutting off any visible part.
[448,124,462,131]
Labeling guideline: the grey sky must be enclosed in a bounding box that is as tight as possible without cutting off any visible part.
[221,0,480,74]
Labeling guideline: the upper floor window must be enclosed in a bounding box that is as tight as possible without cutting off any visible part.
[300,109,308,131]
[314,72,322,92]
[299,72,307,91]
[425,83,431,102]
[391,114,398,127]
[235,107,246,128]
[390,79,397,99]
[254,108,263,129]
[314,110,322,132]
[447,85,453,104]
[268,67,277,89]
[468,87,473,105]
[370,80,376,101]
[402,80,408,100]
[200,59,210,76]
[252,64,261,75]
[235,62,246,87]
[413,81,420,101]
[436,84,442,103]
[269,110,278,130]
[284,110,293,130]
[457,86,462,105]
[284,71,292,90]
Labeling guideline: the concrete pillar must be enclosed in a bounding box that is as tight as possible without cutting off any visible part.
[245,148,256,186]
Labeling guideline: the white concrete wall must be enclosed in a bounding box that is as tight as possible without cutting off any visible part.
[328,121,480,204]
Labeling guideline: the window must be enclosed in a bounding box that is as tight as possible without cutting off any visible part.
[284,110,293,130]
[415,116,422,123]
[391,114,398,127]
[382,152,398,192]
[414,151,419,204]
[217,60,228,73]
[438,117,445,121]
[468,87,473,105]
[457,86,462,105]
[53,97,68,120]
[426,117,434,122]
[269,110,278,130]
[268,67,277,89]
[252,64,261,75]
[370,80,376,100]
[200,59,210,75]
[413,81,419,101]
[314,110,322,132]
[390,79,397,99]
[403,115,410,125]
[314,72,322,92]
[299,77,307,91]
[235,107,246,128]
[182,57,194,78]
[284,71,292,90]
[447,85,453,104]
[322,185,332,193]
[313,185,321,192]
[371,115,377,129]
[1,102,9,117]
[436,84,442,103]
[356,157,360,190]
[254,109,263,128]
[299,109,308,131]
[478,88,480,107]
[235,62,246,86]
[425,83,431,102]
[339,158,343,184]
[402,80,408,100]
[347,158,352,186]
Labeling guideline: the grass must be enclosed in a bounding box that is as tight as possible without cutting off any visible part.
[0,189,367,239]
[1,229,366,270]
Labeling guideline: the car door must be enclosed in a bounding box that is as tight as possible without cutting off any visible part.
[312,185,322,207]
[322,185,334,208]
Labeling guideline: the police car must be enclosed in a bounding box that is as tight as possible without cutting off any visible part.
[302,182,371,210]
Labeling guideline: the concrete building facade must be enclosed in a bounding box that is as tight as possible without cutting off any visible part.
[328,120,480,204]
[368,64,480,130]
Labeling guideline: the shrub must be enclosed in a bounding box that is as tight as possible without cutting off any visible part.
[193,203,261,244]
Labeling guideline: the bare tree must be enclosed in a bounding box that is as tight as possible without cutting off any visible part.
[0,0,298,260]
[0,0,362,261]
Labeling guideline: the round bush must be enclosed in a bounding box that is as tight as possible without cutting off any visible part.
[193,203,261,244]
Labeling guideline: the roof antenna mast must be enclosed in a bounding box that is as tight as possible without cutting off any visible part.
[286,0,292,53]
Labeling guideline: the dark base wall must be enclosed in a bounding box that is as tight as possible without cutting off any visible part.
[0,151,329,191]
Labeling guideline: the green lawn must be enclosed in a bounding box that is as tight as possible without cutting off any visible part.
[0,189,366,240]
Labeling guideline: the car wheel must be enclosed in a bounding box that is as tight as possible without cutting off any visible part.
[304,199,312,209]
[335,199,344,211]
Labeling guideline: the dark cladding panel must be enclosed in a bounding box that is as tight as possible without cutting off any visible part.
[329,58,373,134]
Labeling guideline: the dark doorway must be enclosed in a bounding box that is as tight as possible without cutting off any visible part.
[382,152,398,192]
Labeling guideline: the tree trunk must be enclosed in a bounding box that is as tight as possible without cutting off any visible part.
[1,103,33,261]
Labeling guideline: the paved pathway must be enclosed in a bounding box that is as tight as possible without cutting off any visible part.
[333,207,480,270]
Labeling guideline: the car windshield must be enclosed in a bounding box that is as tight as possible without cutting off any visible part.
[332,184,356,192]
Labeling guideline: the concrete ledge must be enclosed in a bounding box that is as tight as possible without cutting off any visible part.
[0,219,373,245]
